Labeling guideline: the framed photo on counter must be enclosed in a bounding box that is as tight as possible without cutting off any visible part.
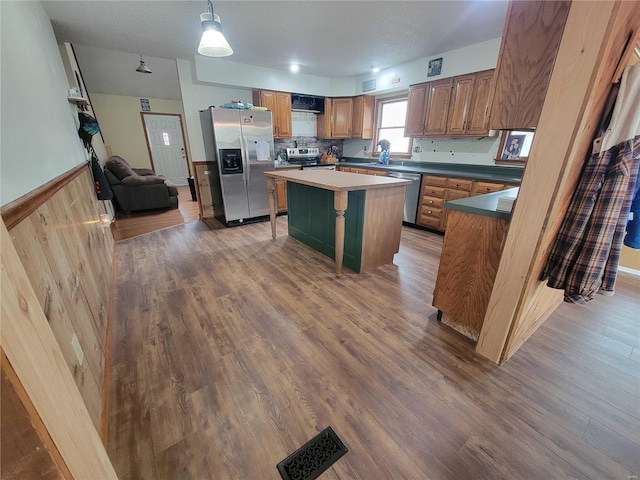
[496,130,535,165]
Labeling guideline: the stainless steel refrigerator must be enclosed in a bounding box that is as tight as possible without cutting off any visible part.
[199,108,275,226]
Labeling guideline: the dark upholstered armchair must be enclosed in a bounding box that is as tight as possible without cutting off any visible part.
[104,156,178,214]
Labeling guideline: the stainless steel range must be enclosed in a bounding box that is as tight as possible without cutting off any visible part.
[286,147,336,170]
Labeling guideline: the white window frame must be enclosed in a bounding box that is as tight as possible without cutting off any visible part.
[373,94,413,158]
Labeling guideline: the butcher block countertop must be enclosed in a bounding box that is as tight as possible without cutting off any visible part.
[264,169,412,191]
[264,169,410,276]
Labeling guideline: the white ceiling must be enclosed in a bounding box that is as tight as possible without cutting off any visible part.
[42,0,509,78]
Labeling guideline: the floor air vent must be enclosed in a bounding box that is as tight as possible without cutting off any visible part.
[276,426,348,480]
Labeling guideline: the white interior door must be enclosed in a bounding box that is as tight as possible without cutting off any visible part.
[143,114,189,186]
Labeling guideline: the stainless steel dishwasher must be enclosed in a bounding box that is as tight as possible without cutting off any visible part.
[388,172,421,224]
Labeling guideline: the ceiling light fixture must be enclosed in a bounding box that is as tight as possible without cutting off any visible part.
[290,64,300,73]
[371,66,381,73]
[136,54,152,73]
[197,0,233,57]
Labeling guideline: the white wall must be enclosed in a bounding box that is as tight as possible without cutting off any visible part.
[90,93,188,170]
[192,37,500,98]
[74,45,182,101]
[177,58,254,162]
[0,1,87,206]
[194,56,355,97]
[355,38,502,95]
[343,134,501,166]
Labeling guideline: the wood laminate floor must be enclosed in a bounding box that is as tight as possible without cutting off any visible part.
[108,217,640,479]
[111,186,200,242]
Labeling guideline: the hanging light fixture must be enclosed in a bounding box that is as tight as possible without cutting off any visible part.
[197,0,233,57]
[135,54,152,73]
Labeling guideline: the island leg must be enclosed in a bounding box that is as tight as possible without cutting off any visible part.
[334,191,348,277]
[267,176,277,239]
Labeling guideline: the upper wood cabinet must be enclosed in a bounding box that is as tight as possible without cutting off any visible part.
[253,90,292,138]
[352,95,375,139]
[405,80,451,137]
[318,97,353,139]
[489,0,571,130]
[331,97,353,138]
[446,74,477,136]
[466,70,495,135]
[405,70,494,137]
[405,83,429,137]
[448,69,496,136]
[424,78,454,136]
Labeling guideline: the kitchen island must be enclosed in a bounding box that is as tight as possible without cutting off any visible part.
[264,170,412,275]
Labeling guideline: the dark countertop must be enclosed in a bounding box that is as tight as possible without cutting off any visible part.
[445,187,519,220]
[275,162,302,170]
[339,158,524,184]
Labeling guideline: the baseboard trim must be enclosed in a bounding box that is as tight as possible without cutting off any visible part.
[99,239,116,446]
[1,163,88,230]
[618,265,640,276]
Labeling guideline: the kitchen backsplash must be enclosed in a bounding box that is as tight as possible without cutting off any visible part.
[275,137,344,159]
[342,136,501,166]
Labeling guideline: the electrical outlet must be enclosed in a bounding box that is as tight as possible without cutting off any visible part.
[71,333,84,365]
[363,145,367,152]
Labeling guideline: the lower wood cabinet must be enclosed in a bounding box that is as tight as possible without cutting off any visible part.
[276,179,287,213]
[433,210,509,341]
[275,166,301,213]
[336,166,387,176]
[339,167,517,232]
[417,177,515,231]
[193,162,214,218]
[471,181,517,196]
[417,176,447,229]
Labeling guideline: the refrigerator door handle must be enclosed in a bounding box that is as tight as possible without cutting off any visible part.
[239,135,247,186]
[243,136,251,185]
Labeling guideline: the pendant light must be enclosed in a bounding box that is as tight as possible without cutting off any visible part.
[197,0,233,57]
[135,55,152,73]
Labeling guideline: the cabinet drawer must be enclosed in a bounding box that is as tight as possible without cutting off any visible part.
[421,185,446,198]
[447,178,473,191]
[423,175,448,187]
[419,206,442,220]
[421,196,444,209]
[367,169,388,176]
[418,214,443,230]
[472,181,505,195]
[445,189,471,202]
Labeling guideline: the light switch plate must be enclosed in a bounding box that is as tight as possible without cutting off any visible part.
[71,333,84,365]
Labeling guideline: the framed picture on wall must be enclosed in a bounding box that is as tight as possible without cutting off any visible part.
[140,98,150,111]
[427,57,443,77]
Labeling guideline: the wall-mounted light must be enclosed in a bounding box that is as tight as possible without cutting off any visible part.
[135,55,152,73]
[370,65,381,73]
[290,64,300,73]
[198,0,233,57]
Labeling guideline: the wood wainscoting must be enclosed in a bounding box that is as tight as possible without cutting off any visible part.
[1,165,114,430]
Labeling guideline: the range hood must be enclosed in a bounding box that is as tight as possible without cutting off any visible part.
[291,94,325,113]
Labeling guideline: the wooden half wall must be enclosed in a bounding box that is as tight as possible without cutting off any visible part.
[1,164,114,428]
[477,0,640,363]
[1,215,118,479]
